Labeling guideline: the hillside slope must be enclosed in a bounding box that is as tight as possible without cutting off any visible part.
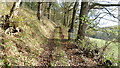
[0,5,57,66]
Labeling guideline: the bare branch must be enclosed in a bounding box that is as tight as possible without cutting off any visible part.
[98,17,118,22]
[90,3,120,9]
[103,7,120,21]
[93,7,119,23]
[93,12,108,20]
[95,3,120,6]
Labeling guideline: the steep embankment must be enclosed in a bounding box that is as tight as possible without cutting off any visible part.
[0,6,56,66]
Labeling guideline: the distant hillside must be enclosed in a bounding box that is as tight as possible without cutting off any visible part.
[88,25,119,40]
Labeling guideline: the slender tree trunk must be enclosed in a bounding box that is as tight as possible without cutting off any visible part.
[63,11,66,26]
[66,11,69,26]
[4,2,16,22]
[37,2,47,20]
[68,12,72,27]
[77,2,89,40]
[70,2,78,30]
[47,2,52,19]
[53,8,55,22]
[43,3,48,16]
[9,2,16,18]
[37,2,41,20]
[68,2,78,40]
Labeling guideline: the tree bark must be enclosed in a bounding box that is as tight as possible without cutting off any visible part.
[63,3,67,26]
[9,2,16,18]
[77,2,89,40]
[37,2,48,20]
[47,2,52,19]
[52,8,56,22]
[68,2,78,40]
[43,3,48,16]
[66,11,69,26]
[94,3,120,6]
[37,2,41,20]
[63,11,66,26]
[70,2,78,30]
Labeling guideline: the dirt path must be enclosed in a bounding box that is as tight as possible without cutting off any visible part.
[38,29,56,66]
[37,27,97,66]
[37,27,68,66]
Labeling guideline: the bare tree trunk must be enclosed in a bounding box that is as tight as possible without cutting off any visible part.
[68,2,78,40]
[77,2,89,40]
[66,11,69,27]
[37,2,48,20]
[70,2,78,30]
[52,8,56,22]
[63,11,66,26]
[37,2,41,20]
[9,2,16,18]
[4,2,16,22]
[43,3,48,16]
[47,2,52,19]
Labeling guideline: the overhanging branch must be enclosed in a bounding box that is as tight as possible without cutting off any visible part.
[103,7,120,21]
[95,3,120,6]
[90,3,120,9]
